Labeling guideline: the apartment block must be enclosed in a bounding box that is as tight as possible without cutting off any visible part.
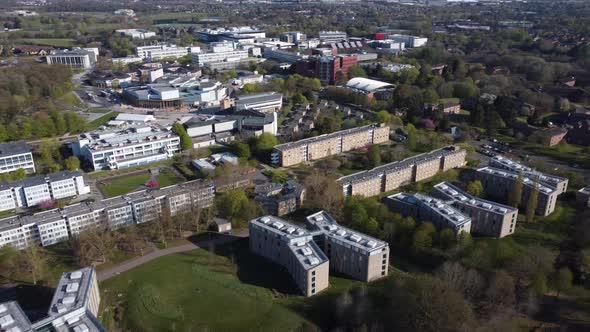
[473,167,560,216]
[272,123,389,167]
[31,267,105,331]
[0,171,90,212]
[305,211,389,282]
[71,125,181,170]
[249,211,389,296]
[432,182,518,238]
[489,155,568,194]
[254,181,305,216]
[0,301,32,332]
[386,192,472,235]
[338,146,467,198]
[0,180,215,250]
[249,216,330,297]
[0,140,35,175]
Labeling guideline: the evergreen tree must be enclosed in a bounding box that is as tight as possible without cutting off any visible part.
[525,182,539,222]
[508,170,524,208]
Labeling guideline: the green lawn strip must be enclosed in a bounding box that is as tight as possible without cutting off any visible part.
[98,245,309,331]
[523,143,590,169]
[57,91,83,107]
[99,173,151,198]
[90,159,174,180]
[86,111,120,131]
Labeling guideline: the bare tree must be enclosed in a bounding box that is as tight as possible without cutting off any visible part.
[71,226,115,264]
[435,261,485,302]
[21,241,47,285]
[303,170,344,219]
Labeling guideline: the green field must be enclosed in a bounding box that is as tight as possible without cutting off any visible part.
[99,241,310,331]
[99,169,184,197]
[86,111,120,131]
[18,38,76,47]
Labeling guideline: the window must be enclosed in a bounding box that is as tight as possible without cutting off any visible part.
[312,277,316,282]
[312,271,316,276]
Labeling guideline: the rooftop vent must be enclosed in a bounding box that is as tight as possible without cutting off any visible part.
[335,229,347,237]
[349,234,362,243]
[365,240,377,248]
[70,271,82,279]
[259,217,271,224]
[66,283,79,293]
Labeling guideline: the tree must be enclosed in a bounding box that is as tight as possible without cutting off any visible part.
[249,133,278,161]
[229,141,251,159]
[525,182,539,222]
[367,145,381,168]
[64,156,80,171]
[303,170,344,219]
[216,190,258,225]
[21,241,47,285]
[484,271,516,312]
[466,180,483,197]
[508,170,524,208]
[439,228,456,249]
[554,267,573,298]
[171,123,193,151]
[71,226,115,264]
[406,124,418,151]
[0,245,19,279]
[435,262,484,302]
[375,110,392,124]
[347,65,367,79]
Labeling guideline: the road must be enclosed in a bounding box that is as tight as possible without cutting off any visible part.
[97,231,248,282]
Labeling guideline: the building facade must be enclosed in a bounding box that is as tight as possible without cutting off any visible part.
[254,181,305,216]
[473,167,560,216]
[235,92,283,114]
[71,125,181,170]
[136,44,201,60]
[489,155,568,194]
[432,182,518,238]
[272,123,390,167]
[386,192,472,235]
[46,48,98,69]
[338,146,467,198]
[0,141,35,175]
[0,180,215,250]
[192,49,249,66]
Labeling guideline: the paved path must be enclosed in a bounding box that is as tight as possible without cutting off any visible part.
[97,232,246,282]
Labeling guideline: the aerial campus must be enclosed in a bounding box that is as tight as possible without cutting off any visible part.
[1,0,590,331]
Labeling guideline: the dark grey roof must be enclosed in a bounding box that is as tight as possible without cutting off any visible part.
[0,140,32,157]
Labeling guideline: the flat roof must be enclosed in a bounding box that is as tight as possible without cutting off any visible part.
[306,211,388,254]
[274,123,384,152]
[0,301,32,332]
[476,167,556,194]
[48,267,95,317]
[236,92,282,106]
[0,140,32,157]
[388,192,471,228]
[490,155,568,187]
[433,182,517,215]
[338,146,463,185]
[76,125,178,152]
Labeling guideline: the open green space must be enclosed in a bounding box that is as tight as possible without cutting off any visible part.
[85,111,120,131]
[99,240,310,332]
[523,143,590,169]
[98,169,184,198]
[17,38,76,47]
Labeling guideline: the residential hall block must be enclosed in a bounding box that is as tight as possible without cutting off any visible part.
[271,123,390,167]
[0,267,106,331]
[338,146,467,198]
[0,140,35,175]
[432,182,518,238]
[473,167,560,216]
[385,192,472,235]
[249,211,389,297]
[0,180,215,250]
[489,155,568,194]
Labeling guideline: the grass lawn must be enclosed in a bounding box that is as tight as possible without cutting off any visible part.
[99,240,310,331]
[512,201,577,249]
[18,38,76,47]
[85,111,120,131]
[523,143,590,169]
[438,98,460,104]
[99,169,184,198]
[57,92,83,107]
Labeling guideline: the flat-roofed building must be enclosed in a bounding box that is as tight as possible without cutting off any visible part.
[136,44,200,60]
[0,171,90,212]
[432,182,518,238]
[338,146,467,198]
[254,181,305,216]
[62,202,106,236]
[123,84,182,109]
[306,211,389,282]
[249,216,330,297]
[0,301,32,332]
[473,167,560,216]
[116,28,156,39]
[192,49,249,66]
[0,141,35,175]
[386,192,472,235]
[577,187,590,207]
[489,155,568,194]
[46,48,98,69]
[319,31,347,43]
[235,92,283,114]
[71,125,180,170]
[272,123,389,167]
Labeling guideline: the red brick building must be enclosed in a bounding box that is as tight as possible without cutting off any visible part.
[295,55,358,85]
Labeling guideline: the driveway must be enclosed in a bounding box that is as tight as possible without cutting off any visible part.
[97,231,248,282]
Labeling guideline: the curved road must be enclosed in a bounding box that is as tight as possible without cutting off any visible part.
[97,231,247,282]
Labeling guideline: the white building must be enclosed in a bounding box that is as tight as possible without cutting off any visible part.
[180,80,228,107]
[319,31,348,43]
[280,31,307,44]
[388,35,428,48]
[115,113,156,124]
[111,56,143,65]
[185,110,278,138]
[136,44,201,60]
[0,141,35,175]
[192,49,249,67]
[236,92,283,113]
[0,171,90,212]
[71,125,181,170]
[46,48,99,69]
[263,48,306,63]
[116,29,157,39]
